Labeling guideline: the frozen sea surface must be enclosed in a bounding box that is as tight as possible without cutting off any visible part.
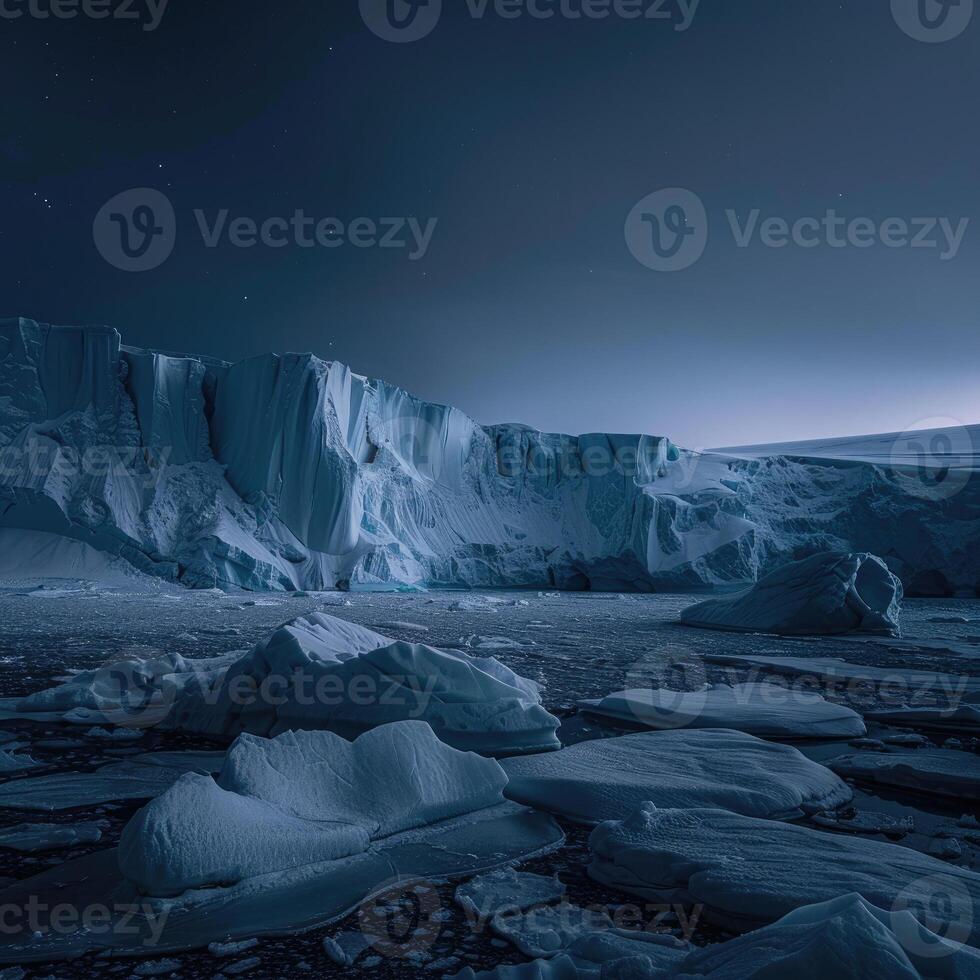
[0,585,978,977]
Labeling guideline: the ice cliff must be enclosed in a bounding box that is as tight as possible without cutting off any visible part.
[2,318,978,594]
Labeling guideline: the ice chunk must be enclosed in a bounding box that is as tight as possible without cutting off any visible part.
[829,750,980,801]
[490,904,617,958]
[578,683,865,739]
[118,721,509,895]
[0,821,104,852]
[455,870,566,918]
[501,729,851,825]
[681,552,902,636]
[0,748,40,772]
[588,804,980,943]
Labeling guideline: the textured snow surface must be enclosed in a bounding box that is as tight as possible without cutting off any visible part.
[829,749,980,800]
[501,729,851,824]
[461,894,980,979]
[866,703,980,733]
[578,682,865,738]
[118,721,509,894]
[2,319,978,595]
[681,552,903,636]
[588,804,980,943]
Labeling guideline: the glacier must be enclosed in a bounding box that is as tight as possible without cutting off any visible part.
[2,318,979,595]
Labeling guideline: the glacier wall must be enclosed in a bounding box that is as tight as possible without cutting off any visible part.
[1,317,977,595]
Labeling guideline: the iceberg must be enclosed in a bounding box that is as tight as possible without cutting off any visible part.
[13,611,560,754]
[828,749,980,801]
[118,721,511,895]
[681,552,903,636]
[2,319,978,596]
[587,804,980,944]
[500,729,851,824]
[578,682,866,739]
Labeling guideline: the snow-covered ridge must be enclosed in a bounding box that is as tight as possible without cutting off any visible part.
[1,317,977,594]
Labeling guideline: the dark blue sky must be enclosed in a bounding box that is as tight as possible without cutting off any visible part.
[1,0,977,447]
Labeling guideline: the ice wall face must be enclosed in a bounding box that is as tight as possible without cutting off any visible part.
[1,317,978,595]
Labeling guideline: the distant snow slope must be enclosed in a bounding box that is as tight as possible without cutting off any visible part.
[1,318,978,594]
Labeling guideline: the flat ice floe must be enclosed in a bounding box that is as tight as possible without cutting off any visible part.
[14,612,560,755]
[865,703,980,734]
[455,870,566,918]
[120,721,510,895]
[578,682,865,739]
[0,757,219,812]
[681,552,902,636]
[456,893,980,978]
[588,804,980,943]
[0,821,104,852]
[501,729,851,824]
[829,749,980,801]
[702,652,980,697]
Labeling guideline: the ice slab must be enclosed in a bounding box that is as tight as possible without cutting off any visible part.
[588,804,980,943]
[501,729,851,825]
[455,870,566,918]
[829,750,980,801]
[865,704,980,734]
[119,721,510,894]
[0,762,193,812]
[702,653,980,697]
[0,821,104,852]
[681,552,902,636]
[578,682,865,739]
[0,804,562,964]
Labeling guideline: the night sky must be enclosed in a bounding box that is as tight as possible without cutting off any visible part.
[1,0,977,447]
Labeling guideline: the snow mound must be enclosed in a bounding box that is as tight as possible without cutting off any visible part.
[578,682,865,739]
[118,720,508,895]
[588,804,980,943]
[829,750,980,801]
[681,552,903,636]
[501,730,851,825]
